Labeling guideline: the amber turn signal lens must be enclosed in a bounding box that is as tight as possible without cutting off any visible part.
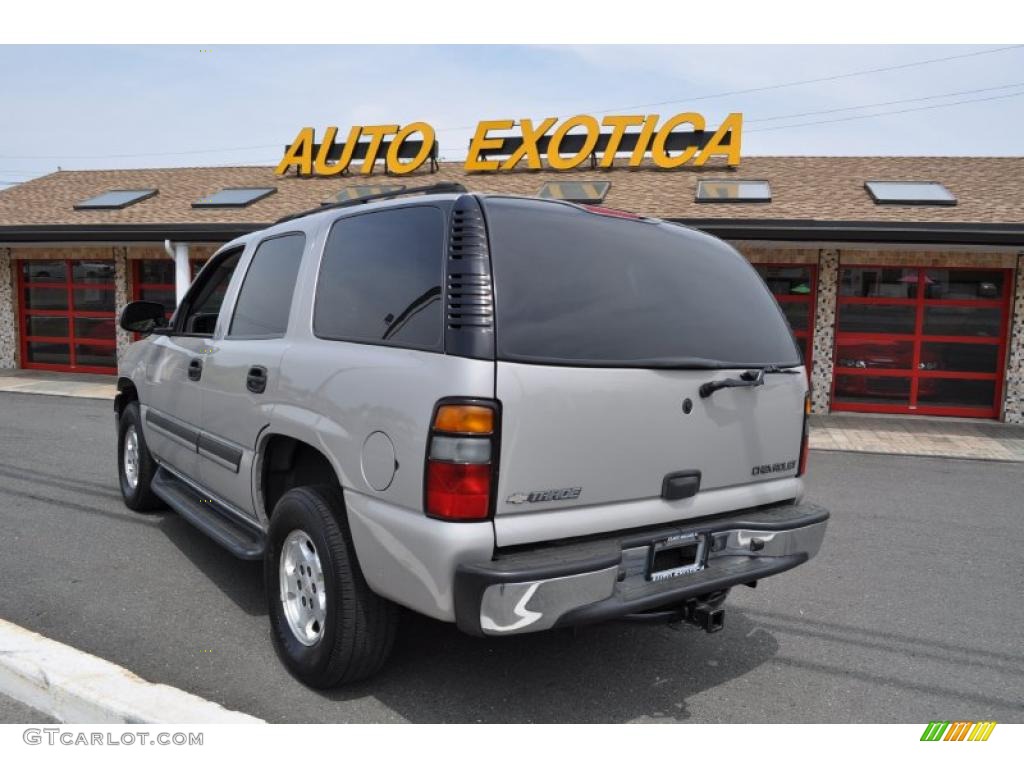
[434,404,494,434]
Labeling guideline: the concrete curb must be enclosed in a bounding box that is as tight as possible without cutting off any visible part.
[0,618,263,723]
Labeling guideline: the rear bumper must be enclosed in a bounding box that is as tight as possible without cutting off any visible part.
[454,502,828,636]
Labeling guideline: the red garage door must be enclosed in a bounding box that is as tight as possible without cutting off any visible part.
[832,266,1011,418]
[17,259,117,373]
[754,264,816,375]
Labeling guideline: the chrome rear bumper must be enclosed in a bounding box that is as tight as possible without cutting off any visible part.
[454,502,828,636]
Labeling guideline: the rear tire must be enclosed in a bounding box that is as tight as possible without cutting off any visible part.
[265,485,398,688]
[117,401,163,512]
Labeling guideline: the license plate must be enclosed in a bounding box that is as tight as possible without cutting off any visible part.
[647,533,706,582]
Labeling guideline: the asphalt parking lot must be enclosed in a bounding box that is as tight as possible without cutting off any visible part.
[0,391,1021,723]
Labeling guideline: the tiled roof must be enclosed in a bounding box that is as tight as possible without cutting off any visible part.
[0,156,1022,230]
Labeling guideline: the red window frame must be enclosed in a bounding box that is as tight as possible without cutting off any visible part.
[753,262,816,378]
[131,258,207,301]
[131,258,207,338]
[17,259,117,374]
[831,265,1011,418]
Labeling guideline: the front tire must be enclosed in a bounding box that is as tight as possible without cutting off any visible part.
[117,401,163,511]
[265,485,398,688]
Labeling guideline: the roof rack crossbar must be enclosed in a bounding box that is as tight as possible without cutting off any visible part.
[274,182,468,224]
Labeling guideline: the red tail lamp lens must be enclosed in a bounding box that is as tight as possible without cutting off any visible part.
[426,461,492,520]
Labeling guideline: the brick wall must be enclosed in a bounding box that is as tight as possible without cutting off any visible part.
[733,244,819,264]
[839,249,1016,268]
[9,246,116,261]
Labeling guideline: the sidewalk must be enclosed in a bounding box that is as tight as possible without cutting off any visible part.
[0,369,116,399]
[810,413,1024,462]
[1,370,1023,462]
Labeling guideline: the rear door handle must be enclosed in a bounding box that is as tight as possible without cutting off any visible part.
[246,365,268,394]
[187,358,203,381]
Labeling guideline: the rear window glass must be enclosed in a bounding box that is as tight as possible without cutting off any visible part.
[484,198,800,368]
[314,206,445,351]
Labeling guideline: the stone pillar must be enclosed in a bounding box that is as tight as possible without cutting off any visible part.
[114,246,131,364]
[809,248,839,414]
[1003,253,1024,424]
[0,248,15,369]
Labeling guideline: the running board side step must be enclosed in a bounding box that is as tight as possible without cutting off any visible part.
[151,467,266,560]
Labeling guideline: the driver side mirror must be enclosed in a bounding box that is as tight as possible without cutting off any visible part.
[119,301,169,334]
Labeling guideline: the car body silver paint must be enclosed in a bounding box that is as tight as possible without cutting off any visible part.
[197,336,280,517]
[343,489,494,621]
[190,227,320,517]
[275,339,494,506]
[494,474,805,547]
[118,192,820,628]
[492,361,807,545]
[134,334,208,476]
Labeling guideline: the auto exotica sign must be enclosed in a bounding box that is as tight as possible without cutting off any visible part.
[275,113,742,176]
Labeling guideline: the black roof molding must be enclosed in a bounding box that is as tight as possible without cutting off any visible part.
[672,218,1024,247]
[0,223,266,243]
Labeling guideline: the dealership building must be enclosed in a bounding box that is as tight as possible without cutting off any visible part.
[0,156,1022,423]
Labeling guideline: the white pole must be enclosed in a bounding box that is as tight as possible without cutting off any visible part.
[171,242,190,306]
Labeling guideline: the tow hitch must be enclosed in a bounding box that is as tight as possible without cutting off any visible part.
[621,597,725,633]
[689,602,725,633]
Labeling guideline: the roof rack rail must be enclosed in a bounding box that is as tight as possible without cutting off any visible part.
[274,182,469,224]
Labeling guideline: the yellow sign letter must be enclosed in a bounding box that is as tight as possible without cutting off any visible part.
[651,112,705,169]
[466,119,515,172]
[501,117,557,170]
[695,112,743,167]
[357,125,400,175]
[313,126,363,176]
[628,115,660,166]
[387,122,436,175]
[547,115,600,171]
[275,127,315,176]
[599,115,646,168]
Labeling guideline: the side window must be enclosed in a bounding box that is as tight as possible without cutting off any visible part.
[314,206,445,351]
[229,233,306,338]
[177,249,242,335]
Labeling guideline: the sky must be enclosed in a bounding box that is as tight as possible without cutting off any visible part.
[1,44,1023,187]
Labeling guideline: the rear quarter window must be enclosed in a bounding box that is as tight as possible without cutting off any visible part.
[314,205,445,351]
[483,197,801,368]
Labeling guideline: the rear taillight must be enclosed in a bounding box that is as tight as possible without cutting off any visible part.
[797,392,811,477]
[425,400,499,521]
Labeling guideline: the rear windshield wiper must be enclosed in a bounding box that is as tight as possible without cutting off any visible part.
[698,365,801,399]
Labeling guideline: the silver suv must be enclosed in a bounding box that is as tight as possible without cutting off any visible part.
[115,184,829,688]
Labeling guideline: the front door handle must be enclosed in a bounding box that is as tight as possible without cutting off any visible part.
[246,365,268,394]
[187,358,203,382]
